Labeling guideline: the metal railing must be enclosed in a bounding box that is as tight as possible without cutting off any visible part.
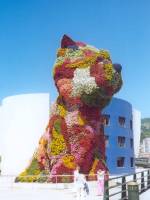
[1,170,150,199]
[104,169,150,200]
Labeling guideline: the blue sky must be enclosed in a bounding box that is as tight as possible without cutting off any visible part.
[0,0,150,117]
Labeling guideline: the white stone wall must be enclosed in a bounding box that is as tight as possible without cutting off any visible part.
[0,105,2,171]
[132,109,141,157]
[143,138,150,153]
[0,93,49,175]
[0,106,2,156]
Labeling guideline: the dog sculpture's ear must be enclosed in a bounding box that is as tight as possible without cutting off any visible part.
[113,63,122,73]
[61,34,76,48]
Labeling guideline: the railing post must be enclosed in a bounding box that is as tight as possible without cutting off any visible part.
[141,171,145,193]
[147,170,150,189]
[121,176,127,200]
[103,178,109,200]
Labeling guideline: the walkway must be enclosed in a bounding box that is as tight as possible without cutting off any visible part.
[0,178,102,200]
[141,189,150,200]
[0,176,150,200]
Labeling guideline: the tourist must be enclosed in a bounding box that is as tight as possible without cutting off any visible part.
[74,166,82,199]
[97,169,105,196]
[82,175,89,197]
[74,167,89,199]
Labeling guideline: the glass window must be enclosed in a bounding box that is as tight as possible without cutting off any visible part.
[105,135,109,147]
[130,120,133,130]
[130,157,134,167]
[102,115,110,126]
[117,157,125,167]
[130,138,133,148]
[118,136,126,147]
[118,116,126,127]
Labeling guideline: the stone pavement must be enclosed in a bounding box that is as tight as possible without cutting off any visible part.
[141,189,150,200]
[0,176,150,200]
[0,186,103,200]
[0,179,103,200]
[1,186,150,200]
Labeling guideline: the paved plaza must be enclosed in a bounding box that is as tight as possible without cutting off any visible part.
[0,177,102,200]
[0,184,150,200]
[0,187,103,200]
[0,175,150,200]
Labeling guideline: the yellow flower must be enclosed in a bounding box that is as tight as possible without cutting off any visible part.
[49,128,66,155]
[58,104,67,117]
[99,50,110,59]
[78,115,85,125]
[89,158,99,175]
[62,155,76,169]
[39,137,47,146]
[57,48,66,57]
[33,169,41,175]
[19,170,27,177]
[104,63,113,80]
[66,56,97,68]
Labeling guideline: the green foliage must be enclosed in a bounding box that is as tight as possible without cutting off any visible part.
[141,118,150,141]
[26,158,40,175]
[81,88,111,108]
[36,171,48,183]
[54,119,61,133]
[61,175,71,183]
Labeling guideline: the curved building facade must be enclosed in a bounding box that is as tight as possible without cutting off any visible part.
[102,98,135,175]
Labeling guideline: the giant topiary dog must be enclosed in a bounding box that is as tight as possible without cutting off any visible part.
[16,35,122,182]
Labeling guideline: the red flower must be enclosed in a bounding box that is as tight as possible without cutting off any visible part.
[54,64,75,83]
[76,41,86,47]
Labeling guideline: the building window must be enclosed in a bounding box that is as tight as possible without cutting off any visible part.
[102,115,110,126]
[118,116,126,127]
[105,135,109,147]
[117,157,125,167]
[130,120,133,130]
[130,157,134,167]
[118,136,126,147]
[130,138,133,148]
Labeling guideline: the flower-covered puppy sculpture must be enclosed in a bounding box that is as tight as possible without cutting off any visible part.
[16,35,122,182]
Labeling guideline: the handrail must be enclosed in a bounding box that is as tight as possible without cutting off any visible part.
[1,170,150,200]
[103,169,150,200]
[108,169,148,181]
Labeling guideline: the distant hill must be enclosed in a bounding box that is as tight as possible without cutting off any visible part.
[141,118,150,141]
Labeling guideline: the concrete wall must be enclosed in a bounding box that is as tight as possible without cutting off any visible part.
[0,106,2,170]
[0,106,2,156]
[132,109,141,157]
[143,138,150,153]
[0,93,49,175]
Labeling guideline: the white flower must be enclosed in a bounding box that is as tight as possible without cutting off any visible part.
[49,102,58,116]
[82,45,99,52]
[65,111,79,127]
[72,67,98,97]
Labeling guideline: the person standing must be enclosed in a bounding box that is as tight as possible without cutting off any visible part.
[82,174,89,198]
[97,169,105,196]
[74,166,82,199]
[74,167,89,200]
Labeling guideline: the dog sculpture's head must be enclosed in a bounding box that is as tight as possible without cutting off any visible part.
[54,35,122,109]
